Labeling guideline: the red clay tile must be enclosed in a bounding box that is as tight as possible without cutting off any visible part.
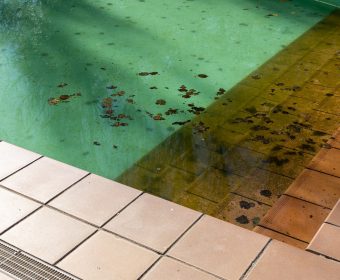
[259,195,330,242]
[286,169,340,208]
[308,148,340,178]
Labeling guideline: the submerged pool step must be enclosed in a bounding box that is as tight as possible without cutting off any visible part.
[0,241,79,280]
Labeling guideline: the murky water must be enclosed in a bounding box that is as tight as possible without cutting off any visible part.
[0,0,338,226]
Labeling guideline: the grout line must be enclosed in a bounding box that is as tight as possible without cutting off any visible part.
[44,172,92,205]
[256,224,309,244]
[136,255,163,280]
[185,191,219,204]
[229,192,272,207]
[166,255,226,280]
[0,205,44,236]
[305,166,340,179]
[163,213,204,255]
[99,192,145,228]
[306,249,340,263]
[240,239,272,280]
[283,193,332,210]
[0,184,44,204]
[324,221,340,228]
[0,155,44,182]
[54,230,98,266]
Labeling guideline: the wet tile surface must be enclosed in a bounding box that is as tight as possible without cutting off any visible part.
[246,240,340,280]
[49,174,141,226]
[0,142,40,180]
[253,226,308,249]
[326,200,340,226]
[105,194,200,253]
[259,195,330,242]
[308,148,340,178]
[57,231,158,280]
[1,207,95,264]
[142,257,218,280]
[286,169,340,208]
[308,223,340,261]
[168,215,269,280]
[0,188,40,234]
[215,194,271,230]
[1,157,88,203]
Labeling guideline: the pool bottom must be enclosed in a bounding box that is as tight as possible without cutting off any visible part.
[116,10,340,230]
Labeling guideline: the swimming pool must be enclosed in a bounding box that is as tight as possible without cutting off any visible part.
[0,0,338,226]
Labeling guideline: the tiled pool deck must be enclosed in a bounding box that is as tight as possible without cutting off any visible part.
[0,140,339,280]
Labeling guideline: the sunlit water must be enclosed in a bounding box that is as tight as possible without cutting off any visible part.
[0,0,334,179]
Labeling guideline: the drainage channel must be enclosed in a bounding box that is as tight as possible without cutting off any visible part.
[0,241,79,280]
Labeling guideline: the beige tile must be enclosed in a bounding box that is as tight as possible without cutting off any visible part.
[0,142,40,180]
[0,188,40,233]
[105,194,200,253]
[57,231,158,280]
[142,257,218,280]
[1,157,88,203]
[326,200,340,226]
[168,215,269,280]
[286,169,340,209]
[1,207,95,264]
[308,223,340,261]
[49,174,141,226]
[308,148,340,177]
[246,240,340,280]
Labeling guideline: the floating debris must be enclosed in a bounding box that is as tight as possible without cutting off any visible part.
[155,99,166,105]
[48,92,81,106]
[57,82,68,88]
[193,121,209,134]
[153,113,165,121]
[260,189,272,197]
[197,74,208,78]
[106,85,117,89]
[93,141,101,146]
[165,108,178,115]
[236,215,249,224]
[239,201,255,209]
[172,120,190,126]
[138,71,159,76]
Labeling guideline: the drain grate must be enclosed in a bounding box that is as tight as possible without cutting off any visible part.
[0,242,17,263]
[0,241,79,280]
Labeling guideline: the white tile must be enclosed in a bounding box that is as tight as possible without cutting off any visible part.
[2,157,88,203]
[58,231,158,280]
[104,194,200,252]
[0,142,40,180]
[49,174,141,226]
[1,207,95,264]
[0,188,40,233]
[168,215,269,280]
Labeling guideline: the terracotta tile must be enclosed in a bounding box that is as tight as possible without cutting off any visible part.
[57,231,158,280]
[308,148,340,177]
[0,142,40,180]
[0,188,40,233]
[286,169,340,208]
[142,257,218,280]
[305,110,339,134]
[168,215,269,280]
[253,226,308,249]
[246,240,340,280]
[187,168,242,203]
[234,168,293,206]
[259,195,330,242]
[1,207,95,264]
[215,194,271,230]
[318,95,340,116]
[49,174,141,226]
[104,194,200,253]
[308,223,340,261]
[326,200,340,226]
[1,157,88,203]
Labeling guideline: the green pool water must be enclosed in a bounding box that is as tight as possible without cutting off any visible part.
[0,0,334,179]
